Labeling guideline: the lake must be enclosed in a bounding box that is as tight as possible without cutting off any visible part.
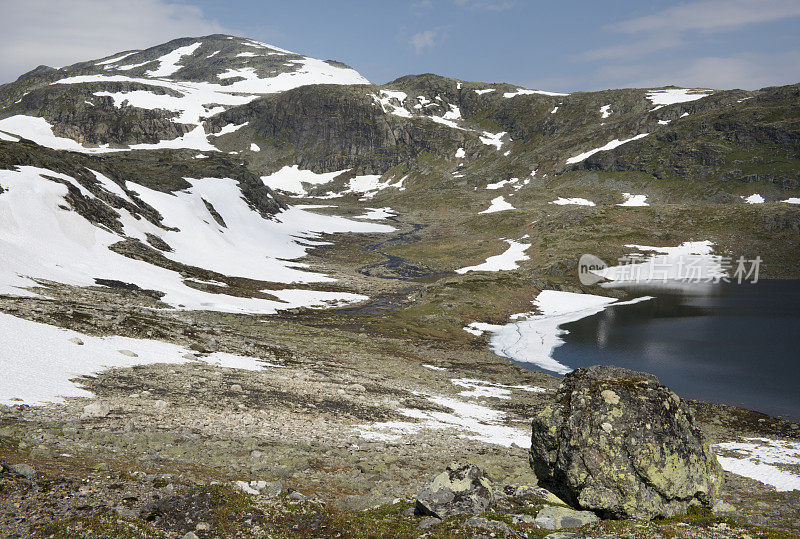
[543,280,800,420]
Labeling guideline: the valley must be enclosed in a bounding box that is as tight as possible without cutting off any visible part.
[0,34,799,537]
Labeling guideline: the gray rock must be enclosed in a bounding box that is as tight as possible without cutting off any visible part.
[261,480,284,498]
[153,399,169,410]
[464,516,511,532]
[511,513,537,525]
[7,463,36,479]
[81,401,110,419]
[118,349,138,357]
[534,505,599,530]
[181,533,199,539]
[68,337,84,345]
[712,500,737,513]
[287,490,308,501]
[530,366,723,520]
[417,517,441,530]
[415,463,493,519]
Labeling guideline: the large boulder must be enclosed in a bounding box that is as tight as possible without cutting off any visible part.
[415,463,493,519]
[530,365,723,520]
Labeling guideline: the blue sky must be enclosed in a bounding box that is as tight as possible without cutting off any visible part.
[2,0,800,90]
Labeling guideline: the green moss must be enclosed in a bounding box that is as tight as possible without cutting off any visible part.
[36,512,168,538]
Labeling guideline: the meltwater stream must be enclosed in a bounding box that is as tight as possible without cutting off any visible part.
[542,281,800,420]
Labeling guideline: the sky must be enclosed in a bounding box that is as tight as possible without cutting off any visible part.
[1,0,799,91]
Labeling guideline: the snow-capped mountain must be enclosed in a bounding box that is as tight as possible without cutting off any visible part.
[0,35,370,153]
[0,34,798,321]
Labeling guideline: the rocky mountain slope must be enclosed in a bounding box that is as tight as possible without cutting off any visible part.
[1,35,799,537]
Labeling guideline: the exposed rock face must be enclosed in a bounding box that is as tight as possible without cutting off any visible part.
[415,463,493,519]
[529,365,723,520]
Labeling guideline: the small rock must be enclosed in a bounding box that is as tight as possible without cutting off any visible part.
[181,533,199,539]
[8,463,36,479]
[69,337,84,345]
[261,481,283,498]
[118,349,138,357]
[511,514,537,524]
[153,400,169,410]
[195,522,210,531]
[234,481,260,495]
[465,516,511,532]
[534,505,599,530]
[287,490,308,501]
[115,507,138,518]
[415,463,493,519]
[81,401,110,419]
[230,384,243,393]
[417,517,441,530]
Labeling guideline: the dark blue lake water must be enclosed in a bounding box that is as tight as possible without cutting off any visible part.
[548,280,800,420]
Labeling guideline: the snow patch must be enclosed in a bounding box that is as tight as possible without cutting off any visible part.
[0,166,391,313]
[0,312,271,406]
[566,134,649,164]
[743,194,764,204]
[504,88,568,98]
[618,193,649,206]
[550,197,595,206]
[260,165,347,197]
[455,240,529,274]
[464,290,651,374]
[646,88,710,110]
[451,378,546,400]
[596,241,725,284]
[357,393,529,448]
[145,42,202,77]
[486,178,519,190]
[715,438,800,492]
[95,51,138,66]
[479,131,506,150]
[479,196,514,214]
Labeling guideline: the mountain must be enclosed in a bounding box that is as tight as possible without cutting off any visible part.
[1,34,800,537]
[0,33,798,315]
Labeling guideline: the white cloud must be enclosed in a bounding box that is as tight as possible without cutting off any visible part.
[613,0,800,34]
[596,51,800,90]
[409,29,441,54]
[580,34,684,62]
[0,0,228,83]
[572,0,800,90]
[453,0,515,10]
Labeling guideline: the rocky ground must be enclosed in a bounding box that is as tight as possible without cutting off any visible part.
[1,272,799,537]
[1,183,799,538]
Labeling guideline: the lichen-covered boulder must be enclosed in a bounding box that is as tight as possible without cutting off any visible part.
[415,463,493,519]
[530,365,723,520]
